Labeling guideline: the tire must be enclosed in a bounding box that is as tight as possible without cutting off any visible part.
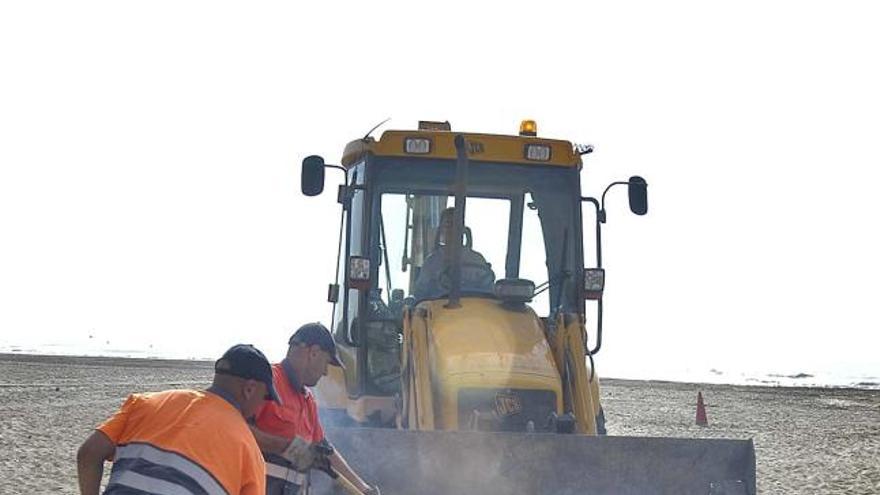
[596,406,607,435]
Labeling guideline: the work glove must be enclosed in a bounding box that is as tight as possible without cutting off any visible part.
[280,437,317,472]
[363,485,381,495]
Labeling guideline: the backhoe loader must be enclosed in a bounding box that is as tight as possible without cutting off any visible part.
[299,120,755,494]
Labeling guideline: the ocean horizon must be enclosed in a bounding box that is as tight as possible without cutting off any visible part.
[2,341,876,391]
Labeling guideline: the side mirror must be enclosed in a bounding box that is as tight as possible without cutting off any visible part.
[583,268,605,300]
[627,176,648,215]
[302,155,326,196]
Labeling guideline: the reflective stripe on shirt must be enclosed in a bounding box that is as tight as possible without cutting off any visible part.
[264,462,308,485]
[106,470,195,495]
[107,442,228,495]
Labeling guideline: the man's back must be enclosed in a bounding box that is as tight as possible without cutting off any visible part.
[98,389,265,495]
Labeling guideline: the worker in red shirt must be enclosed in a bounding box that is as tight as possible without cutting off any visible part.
[250,323,379,495]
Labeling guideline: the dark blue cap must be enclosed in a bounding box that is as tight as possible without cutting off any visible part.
[214,344,281,403]
[289,323,344,368]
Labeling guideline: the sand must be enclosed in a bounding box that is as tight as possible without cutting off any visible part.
[1,353,877,494]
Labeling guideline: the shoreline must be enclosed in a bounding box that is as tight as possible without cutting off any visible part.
[2,352,876,391]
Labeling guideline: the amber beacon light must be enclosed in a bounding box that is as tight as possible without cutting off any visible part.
[519,119,538,136]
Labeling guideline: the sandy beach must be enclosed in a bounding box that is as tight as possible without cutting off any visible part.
[1,353,877,494]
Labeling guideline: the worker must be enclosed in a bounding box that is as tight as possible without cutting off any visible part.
[76,344,280,495]
[250,323,379,495]
[412,206,496,301]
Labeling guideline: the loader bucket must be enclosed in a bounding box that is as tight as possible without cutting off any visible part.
[310,427,756,495]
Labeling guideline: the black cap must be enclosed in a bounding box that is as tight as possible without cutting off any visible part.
[289,323,344,368]
[214,344,281,403]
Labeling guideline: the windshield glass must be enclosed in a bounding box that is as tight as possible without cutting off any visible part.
[379,194,509,302]
[372,158,582,315]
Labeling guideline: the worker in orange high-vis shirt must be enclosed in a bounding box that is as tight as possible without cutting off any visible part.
[251,323,379,495]
[76,344,282,495]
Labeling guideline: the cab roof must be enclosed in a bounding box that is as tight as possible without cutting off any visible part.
[341,129,583,169]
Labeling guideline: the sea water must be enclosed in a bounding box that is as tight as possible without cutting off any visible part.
[2,335,877,390]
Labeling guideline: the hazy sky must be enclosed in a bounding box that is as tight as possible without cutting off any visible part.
[1,1,878,380]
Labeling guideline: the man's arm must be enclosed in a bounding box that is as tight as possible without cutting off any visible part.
[77,430,115,495]
[248,424,290,455]
[329,449,372,493]
[249,424,321,473]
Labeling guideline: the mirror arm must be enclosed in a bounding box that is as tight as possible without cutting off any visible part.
[581,197,602,268]
[329,206,346,330]
[599,181,630,224]
[581,196,604,355]
[589,298,604,355]
[584,175,646,356]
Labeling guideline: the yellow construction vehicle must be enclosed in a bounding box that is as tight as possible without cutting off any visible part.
[300,120,755,495]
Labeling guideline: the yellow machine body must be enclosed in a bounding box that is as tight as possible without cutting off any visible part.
[396,298,603,434]
[306,121,756,495]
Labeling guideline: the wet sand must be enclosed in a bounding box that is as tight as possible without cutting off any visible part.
[1,353,877,494]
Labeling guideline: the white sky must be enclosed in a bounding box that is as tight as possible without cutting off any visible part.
[1,1,878,380]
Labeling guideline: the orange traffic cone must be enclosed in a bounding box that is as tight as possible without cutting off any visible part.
[696,391,708,426]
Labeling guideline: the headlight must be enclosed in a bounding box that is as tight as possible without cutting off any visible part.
[524,144,551,161]
[404,137,431,154]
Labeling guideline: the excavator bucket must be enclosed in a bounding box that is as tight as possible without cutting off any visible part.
[309,427,756,495]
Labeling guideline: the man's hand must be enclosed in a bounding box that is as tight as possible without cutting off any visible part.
[280,437,317,472]
[310,439,336,477]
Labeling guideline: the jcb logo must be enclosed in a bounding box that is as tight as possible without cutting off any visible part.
[495,393,522,417]
[468,141,484,154]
